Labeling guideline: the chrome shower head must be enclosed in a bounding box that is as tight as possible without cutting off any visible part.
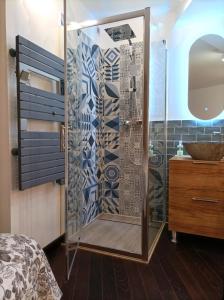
[105,24,136,42]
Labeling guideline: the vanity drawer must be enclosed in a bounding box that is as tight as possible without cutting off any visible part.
[169,188,224,238]
[169,159,224,191]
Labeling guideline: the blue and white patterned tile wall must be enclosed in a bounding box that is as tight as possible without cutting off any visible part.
[67,30,159,232]
[101,47,121,214]
[67,30,104,235]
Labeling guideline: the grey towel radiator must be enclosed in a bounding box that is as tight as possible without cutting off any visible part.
[12,35,65,190]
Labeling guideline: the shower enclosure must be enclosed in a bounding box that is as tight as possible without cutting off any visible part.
[65,4,167,274]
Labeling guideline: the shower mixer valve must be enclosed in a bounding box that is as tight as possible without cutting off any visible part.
[121,119,143,126]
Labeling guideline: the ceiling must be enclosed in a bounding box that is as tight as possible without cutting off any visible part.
[68,0,224,36]
[67,0,193,43]
[79,0,182,20]
[176,0,224,26]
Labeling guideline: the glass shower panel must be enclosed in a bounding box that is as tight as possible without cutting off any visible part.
[66,29,85,242]
[148,40,167,248]
[66,16,145,256]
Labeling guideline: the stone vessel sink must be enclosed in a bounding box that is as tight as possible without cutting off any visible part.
[183,143,224,161]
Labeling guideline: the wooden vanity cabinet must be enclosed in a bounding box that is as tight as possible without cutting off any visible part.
[168,156,224,240]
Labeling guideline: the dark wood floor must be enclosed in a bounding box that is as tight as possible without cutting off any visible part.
[45,228,224,300]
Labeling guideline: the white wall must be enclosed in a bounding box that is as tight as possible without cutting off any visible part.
[0,0,11,233]
[4,0,64,247]
[67,0,93,23]
[167,2,224,120]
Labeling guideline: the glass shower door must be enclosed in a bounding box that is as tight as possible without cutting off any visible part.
[65,4,165,264]
[66,14,146,257]
[148,39,167,251]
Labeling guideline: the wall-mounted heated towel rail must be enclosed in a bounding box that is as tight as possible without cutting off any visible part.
[13,35,65,190]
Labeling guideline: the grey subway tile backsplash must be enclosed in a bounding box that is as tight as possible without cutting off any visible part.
[197,134,212,142]
[167,134,181,141]
[152,119,224,160]
[175,127,189,134]
[211,135,223,142]
[152,121,164,128]
[167,147,177,155]
[157,134,166,141]
[182,134,197,141]
[156,127,166,134]
[204,127,221,134]
[167,141,175,147]
[189,127,204,134]
[182,120,197,127]
[167,128,175,134]
[167,120,181,128]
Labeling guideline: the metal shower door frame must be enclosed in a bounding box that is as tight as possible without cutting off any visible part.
[64,4,151,273]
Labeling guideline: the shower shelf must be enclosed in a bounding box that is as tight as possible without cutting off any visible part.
[14,35,65,190]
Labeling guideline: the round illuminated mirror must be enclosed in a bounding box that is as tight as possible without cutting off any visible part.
[188,34,224,120]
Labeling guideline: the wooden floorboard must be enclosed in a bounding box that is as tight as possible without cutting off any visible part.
[45,227,224,300]
[101,255,117,300]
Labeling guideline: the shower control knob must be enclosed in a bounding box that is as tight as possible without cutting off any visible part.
[123,120,131,126]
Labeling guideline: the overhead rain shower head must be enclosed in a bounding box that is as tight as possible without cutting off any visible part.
[105,24,136,42]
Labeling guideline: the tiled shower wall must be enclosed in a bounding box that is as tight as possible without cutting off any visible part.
[101,42,145,217]
[101,43,144,217]
[119,43,144,217]
[101,47,121,214]
[67,30,145,233]
[67,30,104,233]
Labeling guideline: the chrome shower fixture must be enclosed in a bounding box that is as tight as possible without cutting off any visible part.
[121,119,143,127]
[105,24,136,42]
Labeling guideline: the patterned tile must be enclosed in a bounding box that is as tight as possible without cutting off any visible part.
[102,197,119,214]
[104,164,120,182]
[118,42,144,217]
[104,116,119,132]
[104,149,119,164]
[104,133,119,149]
[104,64,120,81]
[67,31,105,229]
[101,82,120,99]
[104,48,120,66]
[104,98,119,116]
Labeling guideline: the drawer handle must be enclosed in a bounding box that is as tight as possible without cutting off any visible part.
[192,197,219,203]
[192,161,218,165]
